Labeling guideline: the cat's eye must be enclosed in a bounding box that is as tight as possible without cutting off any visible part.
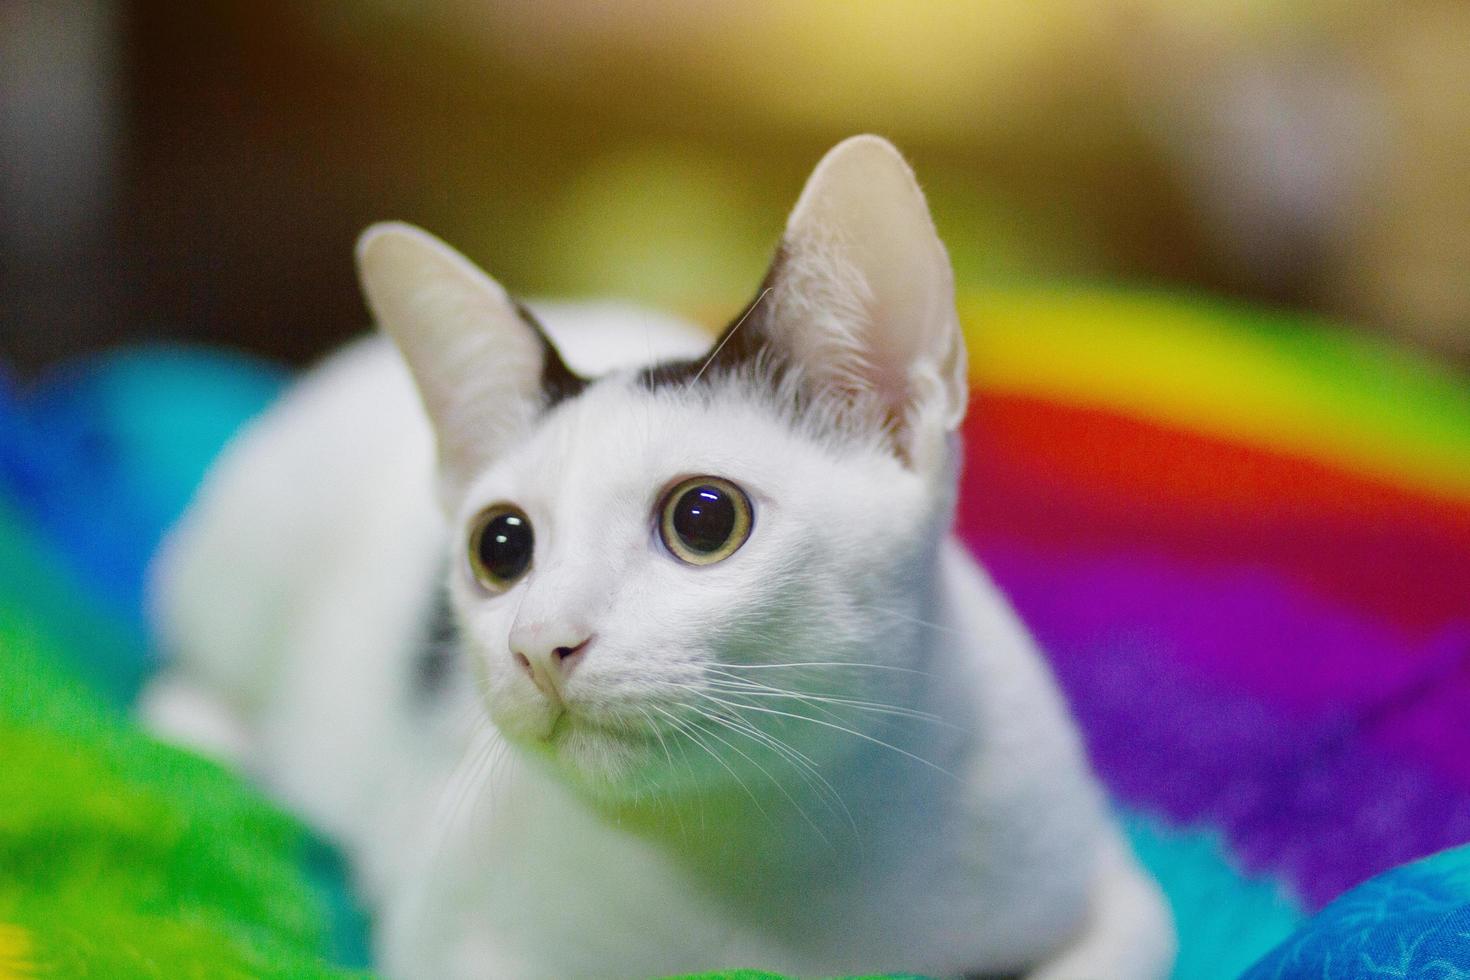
[658,477,753,566]
[468,505,534,591]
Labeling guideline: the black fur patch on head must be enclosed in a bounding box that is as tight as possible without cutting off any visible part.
[637,246,787,393]
[516,303,588,407]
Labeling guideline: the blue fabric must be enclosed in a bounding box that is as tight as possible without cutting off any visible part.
[0,346,285,695]
[2,347,285,606]
[1241,844,1470,978]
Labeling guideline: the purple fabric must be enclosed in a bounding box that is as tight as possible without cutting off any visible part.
[972,536,1470,907]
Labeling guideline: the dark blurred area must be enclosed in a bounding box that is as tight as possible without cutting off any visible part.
[3,0,1469,378]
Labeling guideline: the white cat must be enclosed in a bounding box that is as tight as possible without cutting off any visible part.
[145,136,1174,979]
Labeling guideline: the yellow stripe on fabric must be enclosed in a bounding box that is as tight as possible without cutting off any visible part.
[962,289,1470,502]
[0,924,35,980]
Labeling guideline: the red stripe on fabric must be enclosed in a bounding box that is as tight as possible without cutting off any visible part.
[959,396,1470,633]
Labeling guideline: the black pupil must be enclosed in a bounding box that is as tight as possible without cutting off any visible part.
[673,486,736,554]
[478,512,532,581]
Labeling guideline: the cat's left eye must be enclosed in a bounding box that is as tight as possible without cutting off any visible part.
[467,505,533,591]
[658,476,753,566]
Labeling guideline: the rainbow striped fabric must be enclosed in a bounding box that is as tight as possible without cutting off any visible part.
[3,287,1468,976]
[954,289,1470,913]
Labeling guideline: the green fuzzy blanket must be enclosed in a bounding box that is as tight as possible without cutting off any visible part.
[0,639,358,977]
[0,496,365,978]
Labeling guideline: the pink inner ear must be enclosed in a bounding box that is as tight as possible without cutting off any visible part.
[856,300,920,451]
[868,329,913,417]
[827,346,916,466]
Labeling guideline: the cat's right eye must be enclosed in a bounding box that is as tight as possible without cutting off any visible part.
[467,505,533,592]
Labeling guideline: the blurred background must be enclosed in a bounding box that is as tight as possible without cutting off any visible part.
[2,0,1469,377]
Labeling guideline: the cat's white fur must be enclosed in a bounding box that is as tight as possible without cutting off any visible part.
[145,136,1174,979]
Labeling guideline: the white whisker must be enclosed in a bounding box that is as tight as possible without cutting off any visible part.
[684,707,829,845]
[702,667,963,731]
[861,603,971,639]
[426,721,504,873]
[649,703,773,828]
[694,690,956,780]
[693,697,858,839]
[717,660,937,678]
[686,287,772,388]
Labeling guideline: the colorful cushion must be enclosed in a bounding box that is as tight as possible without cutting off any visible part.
[4,288,1469,977]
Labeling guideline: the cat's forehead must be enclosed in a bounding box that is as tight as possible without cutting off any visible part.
[459,372,910,516]
[497,378,804,489]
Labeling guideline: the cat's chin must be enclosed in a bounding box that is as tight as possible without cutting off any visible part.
[532,712,660,798]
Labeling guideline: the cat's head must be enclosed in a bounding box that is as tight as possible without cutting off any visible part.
[357,136,967,810]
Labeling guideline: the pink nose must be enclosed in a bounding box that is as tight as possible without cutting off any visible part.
[511,633,590,697]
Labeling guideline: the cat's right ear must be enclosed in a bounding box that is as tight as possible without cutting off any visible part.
[356,223,581,507]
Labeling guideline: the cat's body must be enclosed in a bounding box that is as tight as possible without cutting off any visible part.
[147,137,1173,979]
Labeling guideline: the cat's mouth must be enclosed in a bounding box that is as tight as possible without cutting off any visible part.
[548,709,651,746]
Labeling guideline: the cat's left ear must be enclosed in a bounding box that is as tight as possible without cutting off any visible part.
[708,136,967,471]
[356,222,584,508]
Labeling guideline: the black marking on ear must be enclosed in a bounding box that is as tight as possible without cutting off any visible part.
[413,583,459,702]
[637,245,787,392]
[635,242,910,460]
[515,302,588,407]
